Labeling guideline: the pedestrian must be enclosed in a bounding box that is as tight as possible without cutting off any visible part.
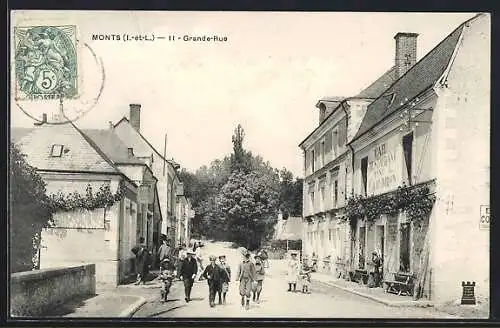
[258,249,270,268]
[158,239,171,273]
[201,255,223,307]
[179,250,198,303]
[217,255,231,305]
[176,243,188,280]
[369,250,382,288]
[299,262,312,294]
[237,250,256,310]
[131,244,148,285]
[252,254,265,303]
[287,251,300,292]
[195,242,204,280]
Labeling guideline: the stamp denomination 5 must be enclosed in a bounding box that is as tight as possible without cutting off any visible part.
[14,25,78,101]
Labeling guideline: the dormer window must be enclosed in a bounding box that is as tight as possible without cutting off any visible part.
[50,144,64,157]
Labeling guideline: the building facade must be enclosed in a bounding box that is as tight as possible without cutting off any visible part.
[12,121,142,285]
[299,14,490,304]
[112,104,189,249]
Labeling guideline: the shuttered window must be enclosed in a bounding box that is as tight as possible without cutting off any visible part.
[337,118,347,147]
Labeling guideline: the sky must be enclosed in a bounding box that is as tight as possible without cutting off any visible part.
[10,11,477,177]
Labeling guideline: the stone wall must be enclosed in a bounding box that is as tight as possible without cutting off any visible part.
[10,264,96,317]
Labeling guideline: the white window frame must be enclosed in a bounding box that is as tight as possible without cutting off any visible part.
[50,144,64,157]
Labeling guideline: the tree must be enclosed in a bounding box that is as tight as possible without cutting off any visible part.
[278,168,303,218]
[230,124,252,173]
[218,170,279,250]
[10,144,54,273]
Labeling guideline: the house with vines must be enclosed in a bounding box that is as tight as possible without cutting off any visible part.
[11,117,158,286]
[299,13,489,304]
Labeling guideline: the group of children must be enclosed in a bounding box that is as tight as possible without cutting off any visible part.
[287,251,312,294]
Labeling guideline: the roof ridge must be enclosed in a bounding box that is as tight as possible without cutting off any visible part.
[114,116,180,170]
[350,14,474,142]
[366,16,472,110]
[356,66,396,98]
[71,121,121,173]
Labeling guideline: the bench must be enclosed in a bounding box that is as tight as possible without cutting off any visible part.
[383,272,415,296]
[349,269,369,284]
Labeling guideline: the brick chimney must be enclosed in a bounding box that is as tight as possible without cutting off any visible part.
[129,103,141,132]
[34,113,47,126]
[394,32,418,79]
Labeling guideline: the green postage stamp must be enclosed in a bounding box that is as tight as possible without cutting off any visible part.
[14,25,78,101]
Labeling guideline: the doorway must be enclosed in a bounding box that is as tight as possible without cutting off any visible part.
[376,225,385,261]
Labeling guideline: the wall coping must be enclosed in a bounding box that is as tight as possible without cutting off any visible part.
[11,264,96,284]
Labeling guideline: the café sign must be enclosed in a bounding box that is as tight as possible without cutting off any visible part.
[367,140,401,195]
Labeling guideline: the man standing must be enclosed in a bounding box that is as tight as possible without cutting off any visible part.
[176,243,188,280]
[217,255,231,305]
[179,250,198,303]
[201,255,222,307]
[236,250,256,310]
[131,244,148,285]
[158,239,171,273]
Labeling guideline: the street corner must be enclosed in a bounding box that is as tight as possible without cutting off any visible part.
[119,296,147,317]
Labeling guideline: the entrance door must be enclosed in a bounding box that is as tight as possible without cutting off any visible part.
[376,225,385,260]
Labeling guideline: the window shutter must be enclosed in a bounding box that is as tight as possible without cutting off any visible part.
[338,118,347,146]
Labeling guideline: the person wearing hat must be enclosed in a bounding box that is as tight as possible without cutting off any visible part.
[158,239,172,273]
[252,254,266,303]
[201,255,223,307]
[159,258,175,302]
[217,255,231,305]
[368,250,382,288]
[236,250,256,310]
[175,243,188,281]
[179,250,198,302]
[287,251,300,292]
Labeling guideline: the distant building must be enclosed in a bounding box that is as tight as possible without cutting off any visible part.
[299,14,490,304]
[274,211,303,247]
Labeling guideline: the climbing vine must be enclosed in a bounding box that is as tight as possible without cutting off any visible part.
[48,181,125,212]
[345,181,436,227]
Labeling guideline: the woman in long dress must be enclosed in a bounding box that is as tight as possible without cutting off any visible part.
[286,252,300,292]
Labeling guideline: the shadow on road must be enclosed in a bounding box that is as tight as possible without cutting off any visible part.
[146,305,187,317]
[38,294,97,317]
[157,298,181,303]
[189,297,205,301]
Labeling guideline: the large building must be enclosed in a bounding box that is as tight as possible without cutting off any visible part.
[299,14,490,304]
[11,118,150,285]
[11,103,195,283]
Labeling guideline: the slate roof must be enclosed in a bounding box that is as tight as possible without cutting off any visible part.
[81,129,145,165]
[352,20,467,141]
[10,127,34,143]
[114,117,179,169]
[356,66,397,99]
[13,123,120,173]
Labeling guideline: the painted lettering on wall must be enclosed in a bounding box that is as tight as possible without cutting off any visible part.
[367,142,399,195]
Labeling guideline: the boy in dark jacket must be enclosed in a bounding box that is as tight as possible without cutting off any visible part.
[201,255,223,307]
[179,250,198,302]
[217,255,231,305]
